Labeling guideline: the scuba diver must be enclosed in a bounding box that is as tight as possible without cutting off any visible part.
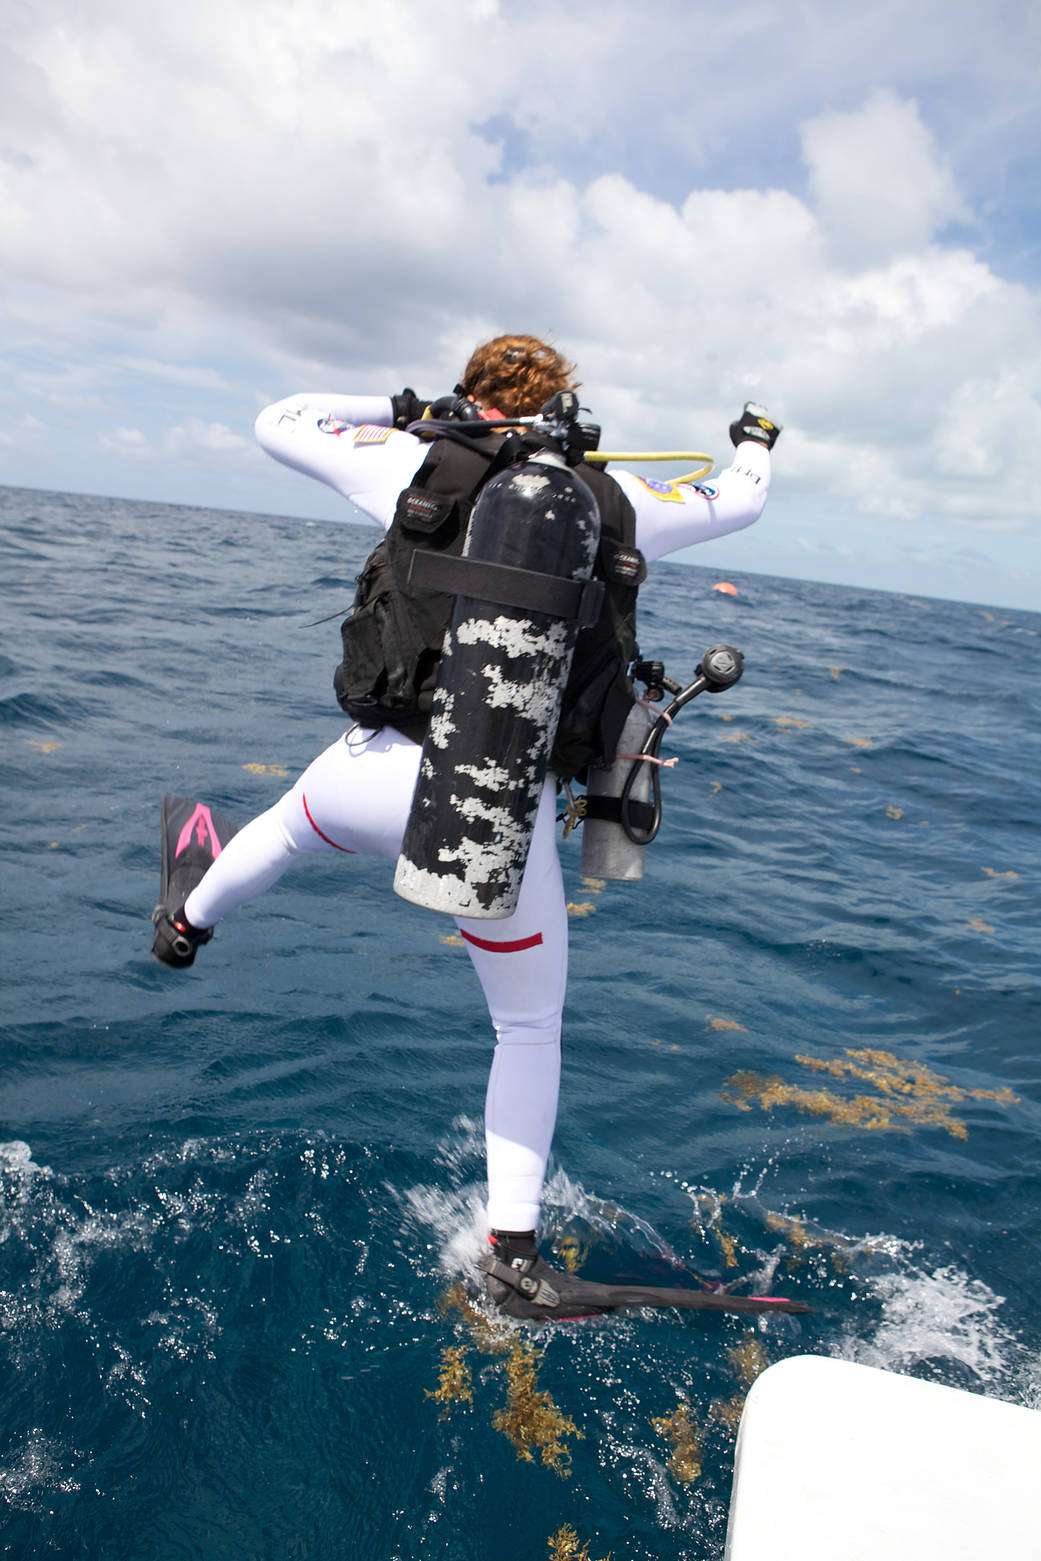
[152,334,799,1320]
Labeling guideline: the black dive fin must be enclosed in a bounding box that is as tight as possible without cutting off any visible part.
[157,794,238,911]
[151,795,237,967]
[576,1283,811,1316]
[479,1252,811,1321]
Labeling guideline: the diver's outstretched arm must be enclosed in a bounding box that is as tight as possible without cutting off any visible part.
[254,392,428,524]
[614,435,772,563]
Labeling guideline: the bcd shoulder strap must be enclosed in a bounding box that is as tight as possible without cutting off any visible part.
[334,435,508,728]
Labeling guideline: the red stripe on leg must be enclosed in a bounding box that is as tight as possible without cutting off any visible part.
[302,793,355,853]
[459,929,543,953]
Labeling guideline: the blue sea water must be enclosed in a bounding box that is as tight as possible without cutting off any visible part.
[1,482,1039,1560]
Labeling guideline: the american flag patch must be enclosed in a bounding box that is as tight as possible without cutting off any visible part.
[352,425,392,446]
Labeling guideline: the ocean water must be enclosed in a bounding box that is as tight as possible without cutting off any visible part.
[1,482,1039,1560]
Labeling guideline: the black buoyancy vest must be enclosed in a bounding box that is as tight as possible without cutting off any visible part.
[333,435,645,781]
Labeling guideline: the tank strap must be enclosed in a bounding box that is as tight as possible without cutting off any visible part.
[581,794,657,831]
[407,550,605,626]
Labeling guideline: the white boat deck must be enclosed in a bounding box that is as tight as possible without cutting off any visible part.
[725,1354,1041,1560]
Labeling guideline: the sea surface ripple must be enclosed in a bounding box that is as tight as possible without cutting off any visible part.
[1,484,1039,1560]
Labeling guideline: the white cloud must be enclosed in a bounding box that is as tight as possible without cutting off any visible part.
[16,362,115,413]
[802,89,970,266]
[101,426,152,459]
[94,418,254,473]
[0,411,47,449]
[162,419,253,459]
[115,358,234,391]
[1,1,1039,603]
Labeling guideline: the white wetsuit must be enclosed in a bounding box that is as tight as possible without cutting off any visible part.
[185,393,772,1233]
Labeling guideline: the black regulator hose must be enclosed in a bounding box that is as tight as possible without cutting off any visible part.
[619,645,745,844]
[406,396,600,469]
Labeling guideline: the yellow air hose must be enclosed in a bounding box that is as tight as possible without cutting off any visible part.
[416,405,715,484]
[584,450,714,483]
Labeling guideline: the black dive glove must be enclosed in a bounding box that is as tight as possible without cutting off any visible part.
[390,387,427,429]
[729,402,781,450]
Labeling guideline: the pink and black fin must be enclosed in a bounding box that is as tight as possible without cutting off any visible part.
[478,1242,811,1321]
[151,795,237,968]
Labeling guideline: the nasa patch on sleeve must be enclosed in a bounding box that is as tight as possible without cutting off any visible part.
[635,476,684,502]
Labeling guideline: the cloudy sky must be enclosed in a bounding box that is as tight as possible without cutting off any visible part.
[2,0,1039,608]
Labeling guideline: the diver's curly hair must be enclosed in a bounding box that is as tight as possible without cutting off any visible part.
[458,334,579,419]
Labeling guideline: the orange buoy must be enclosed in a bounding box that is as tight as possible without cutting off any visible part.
[713,581,739,596]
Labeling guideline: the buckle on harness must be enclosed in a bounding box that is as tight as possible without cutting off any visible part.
[558,782,587,839]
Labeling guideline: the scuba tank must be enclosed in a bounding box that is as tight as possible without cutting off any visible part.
[580,698,656,880]
[394,398,604,918]
[580,646,745,881]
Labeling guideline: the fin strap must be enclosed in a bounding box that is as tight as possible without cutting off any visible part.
[483,1255,561,1308]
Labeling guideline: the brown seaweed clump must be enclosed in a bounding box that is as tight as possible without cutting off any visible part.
[426,1345,473,1418]
[556,1234,588,1274]
[763,1209,863,1274]
[722,1047,1018,1140]
[547,1523,609,1561]
[690,1191,739,1269]
[493,1339,582,1475]
[706,1333,769,1436]
[437,1282,510,1355]
[727,1332,768,1389]
[709,1392,746,1435]
[433,1287,580,1471]
[650,1401,702,1482]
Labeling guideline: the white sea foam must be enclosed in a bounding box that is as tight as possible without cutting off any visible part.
[396,1179,490,1277]
[1016,1352,1041,1411]
[0,1141,154,1338]
[601,1436,680,1530]
[0,1430,80,1511]
[397,1128,688,1281]
[0,1141,52,1227]
[431,1114,484,1177]
[539,1167,681,1260]
[837,1263,1015,1384]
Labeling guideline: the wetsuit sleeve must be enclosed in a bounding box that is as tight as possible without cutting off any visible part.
[612,439,771,563]
[254,393,427,529]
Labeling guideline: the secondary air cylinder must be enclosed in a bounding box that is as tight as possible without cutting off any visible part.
[579,697,656,881]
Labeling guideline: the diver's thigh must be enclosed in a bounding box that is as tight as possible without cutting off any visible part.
[455,778,568,1027]
[282,727,422,859]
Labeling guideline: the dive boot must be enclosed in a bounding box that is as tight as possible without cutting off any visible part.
[151,795,237,968]
[151,904,213,968]
[478,1234,811,1321]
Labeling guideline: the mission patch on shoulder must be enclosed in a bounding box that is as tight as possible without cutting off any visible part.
[635,476,685,502]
